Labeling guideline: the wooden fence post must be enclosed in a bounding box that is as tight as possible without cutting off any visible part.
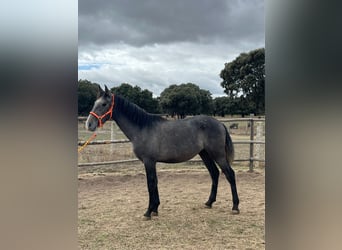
[255,121,264,168]
[111,121,115,152]
[249,115,254,172]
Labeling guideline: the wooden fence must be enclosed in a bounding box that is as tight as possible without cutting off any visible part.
[78,117,265,171]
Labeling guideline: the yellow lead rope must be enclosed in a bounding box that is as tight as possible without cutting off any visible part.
[78,132,97,153]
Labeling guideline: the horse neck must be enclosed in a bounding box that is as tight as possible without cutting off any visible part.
[112,113,141,142]
[111,96,150,142]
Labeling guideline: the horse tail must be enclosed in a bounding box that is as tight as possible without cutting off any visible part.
[223,124,234,165]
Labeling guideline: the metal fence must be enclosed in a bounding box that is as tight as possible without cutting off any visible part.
[78,116,265,171]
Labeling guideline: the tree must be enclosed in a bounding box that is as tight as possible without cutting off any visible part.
[78,79,99,116]
[214,97,230,117]
[111,83,161,113]
[220,48,265,115]
[160,83,213,118]
[213,97,242,117]
[199,89,214,115]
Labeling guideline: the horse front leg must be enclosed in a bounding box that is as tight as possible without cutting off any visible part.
[143,160,160,219]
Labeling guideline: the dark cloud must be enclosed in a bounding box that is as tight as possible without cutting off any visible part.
[78,0,264,96]
[79,0,264,47]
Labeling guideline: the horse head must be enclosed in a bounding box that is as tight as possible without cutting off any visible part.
[85,85,114,131]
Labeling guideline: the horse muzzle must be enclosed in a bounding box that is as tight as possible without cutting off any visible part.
[85,116,98,131]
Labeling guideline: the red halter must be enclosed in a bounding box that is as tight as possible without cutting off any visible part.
[89,94,115,128]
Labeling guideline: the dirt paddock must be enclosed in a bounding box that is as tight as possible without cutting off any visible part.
[78,164,265,249]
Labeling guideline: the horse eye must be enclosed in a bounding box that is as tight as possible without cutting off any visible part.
[102,103,106,107]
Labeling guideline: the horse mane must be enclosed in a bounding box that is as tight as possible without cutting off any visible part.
[113,95,166,128]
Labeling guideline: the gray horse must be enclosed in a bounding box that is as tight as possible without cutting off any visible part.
[86,85,239,219]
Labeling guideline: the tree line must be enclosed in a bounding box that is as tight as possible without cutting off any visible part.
[78,48,264,117]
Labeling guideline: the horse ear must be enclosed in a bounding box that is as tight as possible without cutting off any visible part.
[97,85,105,97]
[104,85,111,97]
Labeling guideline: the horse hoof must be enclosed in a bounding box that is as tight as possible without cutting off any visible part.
[151,211,158,217]
[204,203,212,209]
[231,209,240,215]
[143,215,151,221]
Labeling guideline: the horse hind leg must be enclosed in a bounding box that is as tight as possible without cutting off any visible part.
[199,150,219,208]
[215,157,240,214]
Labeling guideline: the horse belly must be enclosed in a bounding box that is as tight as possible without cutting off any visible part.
[159,154,198,163]
[157,142,202,163]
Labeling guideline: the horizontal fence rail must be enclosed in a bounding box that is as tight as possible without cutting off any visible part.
[78,139,265,146]
[78,117,265,122]
[78,117,265,171]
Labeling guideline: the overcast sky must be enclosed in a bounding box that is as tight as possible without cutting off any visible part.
[78,0,264,97]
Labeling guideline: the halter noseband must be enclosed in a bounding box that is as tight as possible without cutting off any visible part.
[89,94,115,128]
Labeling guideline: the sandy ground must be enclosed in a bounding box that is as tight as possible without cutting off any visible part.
[78,164,264,250]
